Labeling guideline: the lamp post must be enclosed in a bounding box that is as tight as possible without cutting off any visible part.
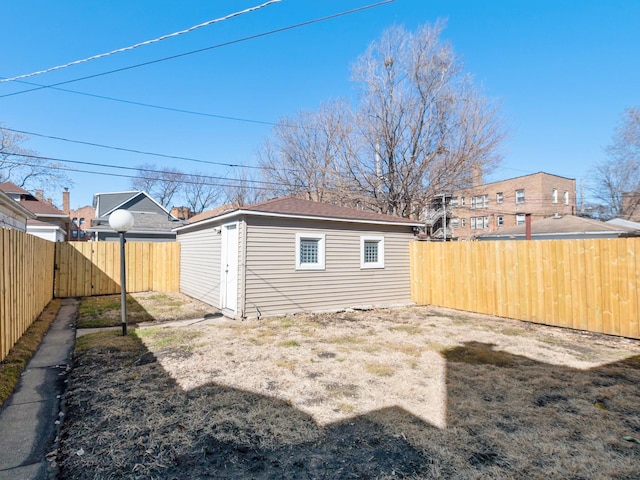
[109,210,135,336]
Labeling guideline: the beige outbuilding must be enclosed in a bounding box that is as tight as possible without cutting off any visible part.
[175,197,423,320]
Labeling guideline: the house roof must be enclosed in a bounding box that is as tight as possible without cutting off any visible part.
[187,204,236,224]
[0,190,36,219]
[89,190,184,235]
[605,218,640,229]
[476,215,640,240]
[0,181,67,217]
[0,181,32,196]
[177,196,423,232]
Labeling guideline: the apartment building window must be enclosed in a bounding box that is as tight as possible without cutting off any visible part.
[72,230,78,238]
[516,189,525,204]
[72,217,78,226]
[497,215,504,227]
[552,189,558,204]
[470,216,489,230]
[461,218,466,228]
[471,194,488,209]
[450,218,459,228]
[449,197,458,207]
[516,213,526,226]
[496,192,503,203]
[80,217,86,225]
[564,191,569,205]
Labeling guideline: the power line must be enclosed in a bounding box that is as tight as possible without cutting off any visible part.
[1,152,286,187]
[3,126,268,170]
[0,0,395,99]
[0,1,282,84]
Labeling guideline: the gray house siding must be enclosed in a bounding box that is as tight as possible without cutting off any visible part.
[242,217,414,319]
[178,223,222,307]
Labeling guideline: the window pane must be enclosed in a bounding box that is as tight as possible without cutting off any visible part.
[364,241,378,263]
[299,239,318,264]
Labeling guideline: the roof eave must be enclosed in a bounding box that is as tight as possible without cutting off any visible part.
[174,209,422,233]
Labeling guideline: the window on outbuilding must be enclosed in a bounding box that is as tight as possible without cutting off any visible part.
[295,233,325,270]
[360,236,384,269]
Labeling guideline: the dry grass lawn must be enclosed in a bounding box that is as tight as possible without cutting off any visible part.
[57,295,640,479]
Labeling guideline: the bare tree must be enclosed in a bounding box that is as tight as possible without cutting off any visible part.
[590,107,640,219]
[349,22,505,218]
[224,168,268,208]
[258,100,359,205]
[182,171,221,214]
[130,163,184,208]
[0,125,72,196]
[257,22,505,218]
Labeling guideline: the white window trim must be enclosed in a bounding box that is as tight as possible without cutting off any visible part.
[360,236,385,269]
[295,233,325,270]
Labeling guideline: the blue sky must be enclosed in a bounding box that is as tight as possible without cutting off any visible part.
[1,0,638,209]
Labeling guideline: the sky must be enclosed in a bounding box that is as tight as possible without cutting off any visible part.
[1,0,639,210]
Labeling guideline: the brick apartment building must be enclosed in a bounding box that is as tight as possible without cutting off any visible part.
[62,188,95,241]
[426,172,577,240]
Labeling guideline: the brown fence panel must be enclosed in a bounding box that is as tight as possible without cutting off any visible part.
[0,228,55,362]
[54,241,179,298]
[410,238,640,340]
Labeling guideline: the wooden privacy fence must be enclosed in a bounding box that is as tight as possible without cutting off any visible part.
[1,228,55,361]
[54,241,180,298]
[410,238,640,339]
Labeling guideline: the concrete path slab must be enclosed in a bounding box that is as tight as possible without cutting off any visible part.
[0,298,77,480]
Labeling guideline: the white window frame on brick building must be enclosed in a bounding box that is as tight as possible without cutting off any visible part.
[516,189,525,204]
[516,213,526,226]
[552,189,558,204]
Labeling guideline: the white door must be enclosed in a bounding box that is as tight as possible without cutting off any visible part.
[220,223,238,312]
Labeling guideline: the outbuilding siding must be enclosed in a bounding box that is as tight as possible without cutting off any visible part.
[243,217,413,319]
[178,223,221,307]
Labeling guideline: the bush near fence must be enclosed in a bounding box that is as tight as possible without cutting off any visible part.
[410,238,640,340]
[0,232,180,362]
[0,228,55,361]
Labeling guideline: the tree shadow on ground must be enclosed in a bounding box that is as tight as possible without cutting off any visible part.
[58,334,640,479]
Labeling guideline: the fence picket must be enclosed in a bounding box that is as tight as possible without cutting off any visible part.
[410,239,640,340]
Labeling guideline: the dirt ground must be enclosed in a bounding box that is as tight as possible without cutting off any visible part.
[57,295,640,479]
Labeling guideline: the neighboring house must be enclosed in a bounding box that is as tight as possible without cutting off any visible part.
[475,214,640,241]
[62,188,95,242]
[175,197,423,320]
[0,181,71,241]
[87,190,185,241]
[425,172,577,240]
[0,189,35,231]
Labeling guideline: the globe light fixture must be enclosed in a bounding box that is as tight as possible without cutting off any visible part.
[109,209,135,335]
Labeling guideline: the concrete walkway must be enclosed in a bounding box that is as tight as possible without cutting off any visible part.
[0,298,77,480]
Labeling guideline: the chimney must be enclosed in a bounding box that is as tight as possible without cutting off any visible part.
[35,189,44,200]
[472,164,483,187]
[62,188,70,214]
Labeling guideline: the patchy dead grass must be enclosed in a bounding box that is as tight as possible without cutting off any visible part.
[76,291,214,328]
[58,302,640,479]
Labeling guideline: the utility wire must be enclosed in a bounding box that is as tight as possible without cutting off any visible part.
[3,126,268,170]
[0,0,281,84]
[2,153,286,187]
[0,0,395,99]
